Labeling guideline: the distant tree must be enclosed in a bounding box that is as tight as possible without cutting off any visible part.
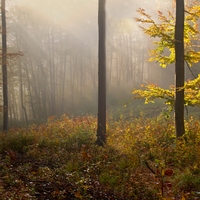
[19,58,29,126]
[174,0,185,137]
[1,0,8,131]
[96,0,106,146]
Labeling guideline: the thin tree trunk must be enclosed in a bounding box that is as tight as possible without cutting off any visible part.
[96,0,106,146]
[1,0,8,131]
[24,60,36,120]
[175,0,185,137]
[140,45,145,84]
[29,57,40,119]
[108,46,113,85]
[129,35,133,82]
[9,81,18,122]
[70,54,75,111]
[61,45,67,114]
[48,27,56,115]
[19,59,29,126]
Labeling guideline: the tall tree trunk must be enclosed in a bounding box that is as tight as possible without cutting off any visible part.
[70,54,75,111]
[140,45,145,84]
[29,57,40,119]
[24,59,36,120]
[1,0,8,131]
[175,0,185,137]
[48,27,56,116]
[129,35,133,82]
[19,59,29,126]
[61,44,67,114]
[96,0,106,146]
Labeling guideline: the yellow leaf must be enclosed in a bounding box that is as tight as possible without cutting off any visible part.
[182,196,186,200]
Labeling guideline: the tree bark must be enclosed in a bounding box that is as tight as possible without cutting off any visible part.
[96,0,106,146]
[1,0,8,131]
[175,0,185,137]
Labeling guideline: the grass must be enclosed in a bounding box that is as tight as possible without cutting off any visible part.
[0,114,200,199]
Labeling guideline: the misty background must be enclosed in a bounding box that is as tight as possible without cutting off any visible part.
[1,0,197,126]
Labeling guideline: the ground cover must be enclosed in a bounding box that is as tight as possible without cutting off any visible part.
[0,115,200,199]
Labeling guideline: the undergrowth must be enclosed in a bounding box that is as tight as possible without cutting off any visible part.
[0,114,199,199]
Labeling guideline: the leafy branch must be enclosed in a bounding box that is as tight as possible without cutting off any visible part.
[135,4,200,67]
[133,74,200,109]
[133,2,200,109]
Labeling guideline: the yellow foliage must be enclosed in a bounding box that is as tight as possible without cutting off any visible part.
[136,2,200,67]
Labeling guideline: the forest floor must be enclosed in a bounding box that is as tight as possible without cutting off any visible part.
[0,115,200,199]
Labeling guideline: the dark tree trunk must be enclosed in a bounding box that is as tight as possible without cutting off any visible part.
[96,0,106,146]
[175,0,185,137]
[1,0,8,131]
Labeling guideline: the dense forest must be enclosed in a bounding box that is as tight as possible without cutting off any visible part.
[1,0,187,126]
[0,0,200,199]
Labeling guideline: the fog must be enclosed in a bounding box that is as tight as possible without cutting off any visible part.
[2,0,186,124]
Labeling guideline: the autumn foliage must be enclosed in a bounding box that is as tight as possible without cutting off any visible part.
[0,115,199,199]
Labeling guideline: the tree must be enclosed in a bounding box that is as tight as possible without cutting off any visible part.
[174,0,185,137]
[96,0,106,146]
[133,1,200,138]
[1,0,8,131]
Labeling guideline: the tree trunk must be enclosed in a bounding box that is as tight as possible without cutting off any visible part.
[175,0,185,137]
[1,0,8,131]
[96,0,106,146]
[24,59,36,120]
[19,59,29,126]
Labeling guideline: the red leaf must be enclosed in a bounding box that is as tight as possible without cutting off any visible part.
[164,169,173,177]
